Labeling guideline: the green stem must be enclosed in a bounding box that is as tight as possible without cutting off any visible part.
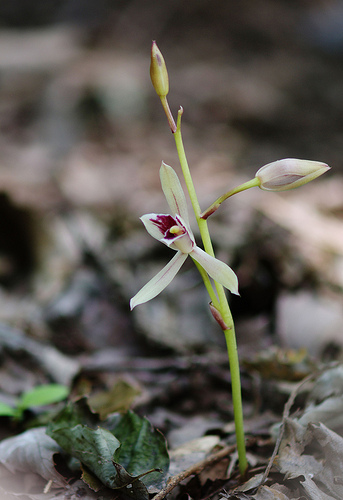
[201,178,260,219]
[192,258,219,309]
[224,324,247,473]
[174,108,201,218]
[173,108,247,475]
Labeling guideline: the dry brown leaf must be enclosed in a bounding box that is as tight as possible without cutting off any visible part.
[251,484,291,499]
[169,436,221,477]
[277,418,343,499]
[0,427,66,493]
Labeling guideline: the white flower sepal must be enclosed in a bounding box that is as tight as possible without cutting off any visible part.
[130,163,239,309]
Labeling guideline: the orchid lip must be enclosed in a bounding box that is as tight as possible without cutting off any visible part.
[150,214,179,239]
[148,213,195,253]
[150,213,189,242]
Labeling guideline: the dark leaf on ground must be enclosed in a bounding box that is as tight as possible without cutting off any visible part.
[47,401,169,498]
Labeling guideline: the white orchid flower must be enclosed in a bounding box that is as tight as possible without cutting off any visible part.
[130,163,239,310]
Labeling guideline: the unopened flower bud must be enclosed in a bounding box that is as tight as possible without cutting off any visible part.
[255,158,330,191]
[150,41,169,97]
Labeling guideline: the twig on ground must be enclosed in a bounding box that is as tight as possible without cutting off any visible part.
[152,444,237,500]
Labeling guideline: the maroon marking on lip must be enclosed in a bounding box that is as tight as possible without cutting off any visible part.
[151,214,178,239]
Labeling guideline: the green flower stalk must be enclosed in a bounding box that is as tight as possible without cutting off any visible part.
[201,178,260,220]
[172,108,247,474]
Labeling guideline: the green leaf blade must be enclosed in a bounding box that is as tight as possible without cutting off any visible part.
[18,384,69,411]
[47,402,169,497]
[109,411,169,489]
[47,423,121,489]
[0,401,16,417]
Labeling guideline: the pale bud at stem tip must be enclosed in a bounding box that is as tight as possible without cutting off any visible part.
[255,158,330,192]
[150,41,176,133]
[150,41,169,98]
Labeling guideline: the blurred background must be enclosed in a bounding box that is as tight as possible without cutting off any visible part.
[0,0,342,358]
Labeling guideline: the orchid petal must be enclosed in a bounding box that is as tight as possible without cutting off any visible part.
[190,246,239,295]
[160,162,190,224]
[141,213,172,241]
[130,251,188,309]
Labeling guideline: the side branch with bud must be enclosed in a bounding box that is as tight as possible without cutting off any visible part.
[201,158,330,219]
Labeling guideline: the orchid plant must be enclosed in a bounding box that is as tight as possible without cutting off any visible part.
[130,42,330,475]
